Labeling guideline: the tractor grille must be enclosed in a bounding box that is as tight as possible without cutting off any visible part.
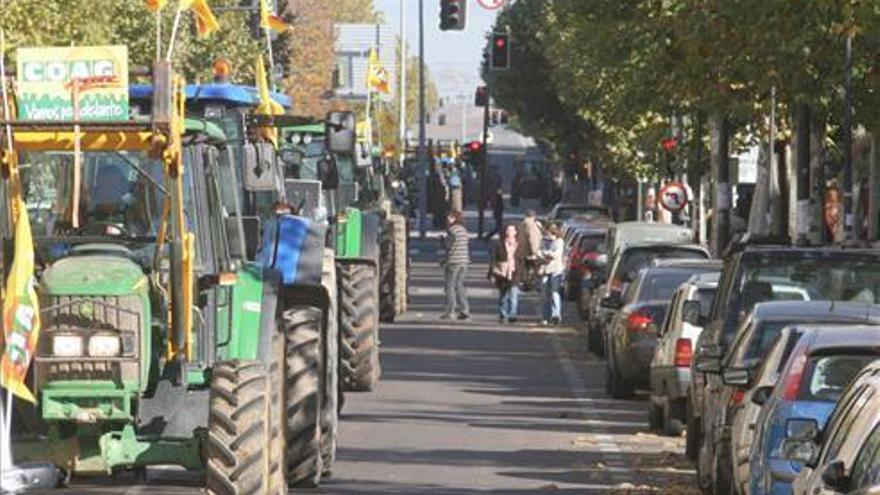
[34,294,143,390]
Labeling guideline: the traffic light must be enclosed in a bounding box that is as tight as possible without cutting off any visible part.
[440,0,467,31]
[467,141,482,153]
[474,86,488,107]
[490,32,510,70]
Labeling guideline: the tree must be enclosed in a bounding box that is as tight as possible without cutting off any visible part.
[332,0,383,24]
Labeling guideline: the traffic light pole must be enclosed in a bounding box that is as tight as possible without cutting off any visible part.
[417,0,428,238]
[478,78,489,239]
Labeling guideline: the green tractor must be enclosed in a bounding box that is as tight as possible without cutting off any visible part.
[278,118,409,393]
[4,67,342,491]
[129,81,343,486]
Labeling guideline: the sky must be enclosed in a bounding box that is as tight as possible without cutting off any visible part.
[373,0,503,97]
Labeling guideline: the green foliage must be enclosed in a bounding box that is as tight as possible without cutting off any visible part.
[488,0,880,179]
[1,0,263,84]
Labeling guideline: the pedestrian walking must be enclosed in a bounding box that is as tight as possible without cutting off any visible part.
[485,187,505,240]
[539,223,565,326]
[489,224,522,323]
[441,210,470,320]
[516,209,543,290]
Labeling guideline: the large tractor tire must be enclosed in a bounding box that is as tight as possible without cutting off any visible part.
[339,262,380,392]
[378,223,396,323]
[206,358,285,495]
[282,305,324,487]
[319,249,340,477]
[390,214,408,316]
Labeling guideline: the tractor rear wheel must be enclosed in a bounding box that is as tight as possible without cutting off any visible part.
[206,359,285,495]
[339,262,380,392]
[320,249,340,477]
[391,214,408,316]
[282,306,324,488]
[378,224,396,323]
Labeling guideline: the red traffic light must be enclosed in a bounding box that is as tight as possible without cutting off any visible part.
[495,37,506,48]
[662,137,678,152]
[467,141,482,152]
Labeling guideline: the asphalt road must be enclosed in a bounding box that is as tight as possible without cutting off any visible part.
[30,234,696,495]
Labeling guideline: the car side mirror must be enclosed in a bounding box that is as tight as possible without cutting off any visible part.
[722,367,750,386]
[682,300,703,326]
[751,385,773,406]
[821,460,849,492]
[787,418,819,441]
[326,111,356,155]
[601,295,623,310]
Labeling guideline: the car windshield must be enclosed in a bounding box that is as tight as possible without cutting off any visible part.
[297,139,326,181]
[638,272,694,301]
[799,354,877,402]
[20,150,165,240]
[619,247,708,282]
[739,254,880,311]
[578,233,606,253]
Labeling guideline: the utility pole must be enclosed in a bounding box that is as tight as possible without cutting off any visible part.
[398,0,407,171]
[417,0,428,238]
[842,34,854,240]
[478,75,489,238]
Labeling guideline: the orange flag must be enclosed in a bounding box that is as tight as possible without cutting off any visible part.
[145,0,168,12]
[180,0,219,37]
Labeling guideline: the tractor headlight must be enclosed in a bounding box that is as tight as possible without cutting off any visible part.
[302,133,313,145]
[88,334,121,358]
[52,335,84,357]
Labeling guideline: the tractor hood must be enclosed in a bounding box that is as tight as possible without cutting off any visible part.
[41,254,148,296]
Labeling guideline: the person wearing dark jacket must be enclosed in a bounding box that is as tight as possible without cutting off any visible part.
[488,224,522,323]
[484,187,505,240]
[441,210,470,320]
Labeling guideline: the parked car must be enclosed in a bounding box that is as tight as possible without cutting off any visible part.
[749,325,880,495]
[607,221,694,254]
[650,271,721,436]
[549,202,611,223]
[695,301,880,495]
[564,226,607,301]
[605,264,718,399]
[690,243,880,493]
[590,242,710,355]
[788,358,880,495]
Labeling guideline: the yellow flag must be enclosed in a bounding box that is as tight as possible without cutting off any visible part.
[255,56,284,146]
[260,0,291,33]
[179,0,219,37]
[145,0,168,12]
[367,48,390,94]
[1,197,41,403]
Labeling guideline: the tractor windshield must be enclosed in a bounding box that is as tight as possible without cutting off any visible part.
[20,150,166,240]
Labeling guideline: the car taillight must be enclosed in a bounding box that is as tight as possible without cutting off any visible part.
[674,338,693,368]
[730,389,745,406]
[626,312,653,333]
[782,352,808,401]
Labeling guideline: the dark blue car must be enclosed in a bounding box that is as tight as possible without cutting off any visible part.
[749,325,880,495]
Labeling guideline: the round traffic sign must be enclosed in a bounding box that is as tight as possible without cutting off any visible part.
[659,181,689,212]
[477,0,506,10]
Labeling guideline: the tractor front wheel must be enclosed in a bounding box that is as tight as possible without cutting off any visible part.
[282,305,324,488]
[339,263,381,392]
[206,359,285,495]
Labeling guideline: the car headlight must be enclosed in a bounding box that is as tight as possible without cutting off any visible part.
[89,334,121,357]
[52,335,84,357]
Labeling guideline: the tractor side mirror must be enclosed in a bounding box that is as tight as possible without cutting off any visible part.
[242,142,280,192]
[317,157,339,190]
[326,111,356,155]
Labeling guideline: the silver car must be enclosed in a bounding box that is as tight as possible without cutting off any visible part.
[649,272,719,436]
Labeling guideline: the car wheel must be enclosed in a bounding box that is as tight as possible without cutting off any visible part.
[647,399,663,431]
[663,399,685,437]
[686,396,701,461]
[714,444,734,495]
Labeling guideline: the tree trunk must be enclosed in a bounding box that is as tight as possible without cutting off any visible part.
[710,114,731,256]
